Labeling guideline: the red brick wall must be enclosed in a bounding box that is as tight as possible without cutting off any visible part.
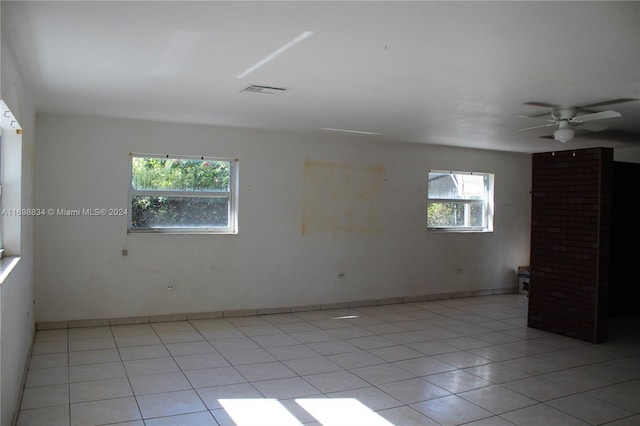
[529,148,612,343]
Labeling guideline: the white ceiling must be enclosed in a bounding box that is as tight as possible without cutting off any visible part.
[3,1,639,153]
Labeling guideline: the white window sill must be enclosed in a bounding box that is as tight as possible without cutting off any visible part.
[0,256,21,285]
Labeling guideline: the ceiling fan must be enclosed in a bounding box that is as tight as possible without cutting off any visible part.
[517,99,637,143]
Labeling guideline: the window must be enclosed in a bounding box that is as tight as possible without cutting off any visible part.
[0,101,23,257]
[0,128,3,254]
[427,170,493,232]
[129,154,238,234]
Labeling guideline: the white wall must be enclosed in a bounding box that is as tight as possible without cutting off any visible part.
[34,113,532,322]
[614,146,640,163]
[1,23,36,426]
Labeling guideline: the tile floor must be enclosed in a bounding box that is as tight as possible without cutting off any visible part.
[16,294,640,426]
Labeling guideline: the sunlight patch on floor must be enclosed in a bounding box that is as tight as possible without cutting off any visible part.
[218,397,395,426]
[296,398,394,426]
[219,399,303,426]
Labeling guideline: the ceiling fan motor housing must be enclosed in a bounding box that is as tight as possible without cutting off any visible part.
[517,98,633,144]
[552,107,577,121]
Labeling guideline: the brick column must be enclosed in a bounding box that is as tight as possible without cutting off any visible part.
[529,148,612,343]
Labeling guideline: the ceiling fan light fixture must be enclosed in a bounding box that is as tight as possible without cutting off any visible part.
[554,127,574,143]
[517,101,629,145]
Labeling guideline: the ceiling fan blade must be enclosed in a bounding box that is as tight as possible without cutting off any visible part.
[520,102,560,118]
[580,98,639,109]
[539,135,555,140]
[572,110,621,123]
[574,122,608,132]
[524,102,560,108]
[518,112,552,118]
[517,123,556,132]
[571,129,640,143]
[521,111,551,118]
[516,115,555,122]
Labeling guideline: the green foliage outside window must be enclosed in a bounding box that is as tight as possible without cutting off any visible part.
[427,203,460,227]
[131,157,232,229]
[131,157,230,192]
[427,202,483,228]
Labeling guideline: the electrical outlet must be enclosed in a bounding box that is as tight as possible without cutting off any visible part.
[338,273,346,278]
[167,285,175,291]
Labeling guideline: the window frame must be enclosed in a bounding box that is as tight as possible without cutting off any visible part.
[128,153,238,234]
[426,169,494,233]
[0,128,3,254]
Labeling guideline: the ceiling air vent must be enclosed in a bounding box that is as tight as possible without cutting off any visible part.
[242,85,288,95]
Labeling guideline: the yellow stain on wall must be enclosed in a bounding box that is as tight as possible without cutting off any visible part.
[302,160,385,235]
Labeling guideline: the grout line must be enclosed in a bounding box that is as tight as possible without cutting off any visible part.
[18,295,639,426]
[114,323,144,424]
[66,328,70,426]
[36,288,520,330]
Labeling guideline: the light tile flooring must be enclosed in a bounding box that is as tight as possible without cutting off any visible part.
[17,294,640,426]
